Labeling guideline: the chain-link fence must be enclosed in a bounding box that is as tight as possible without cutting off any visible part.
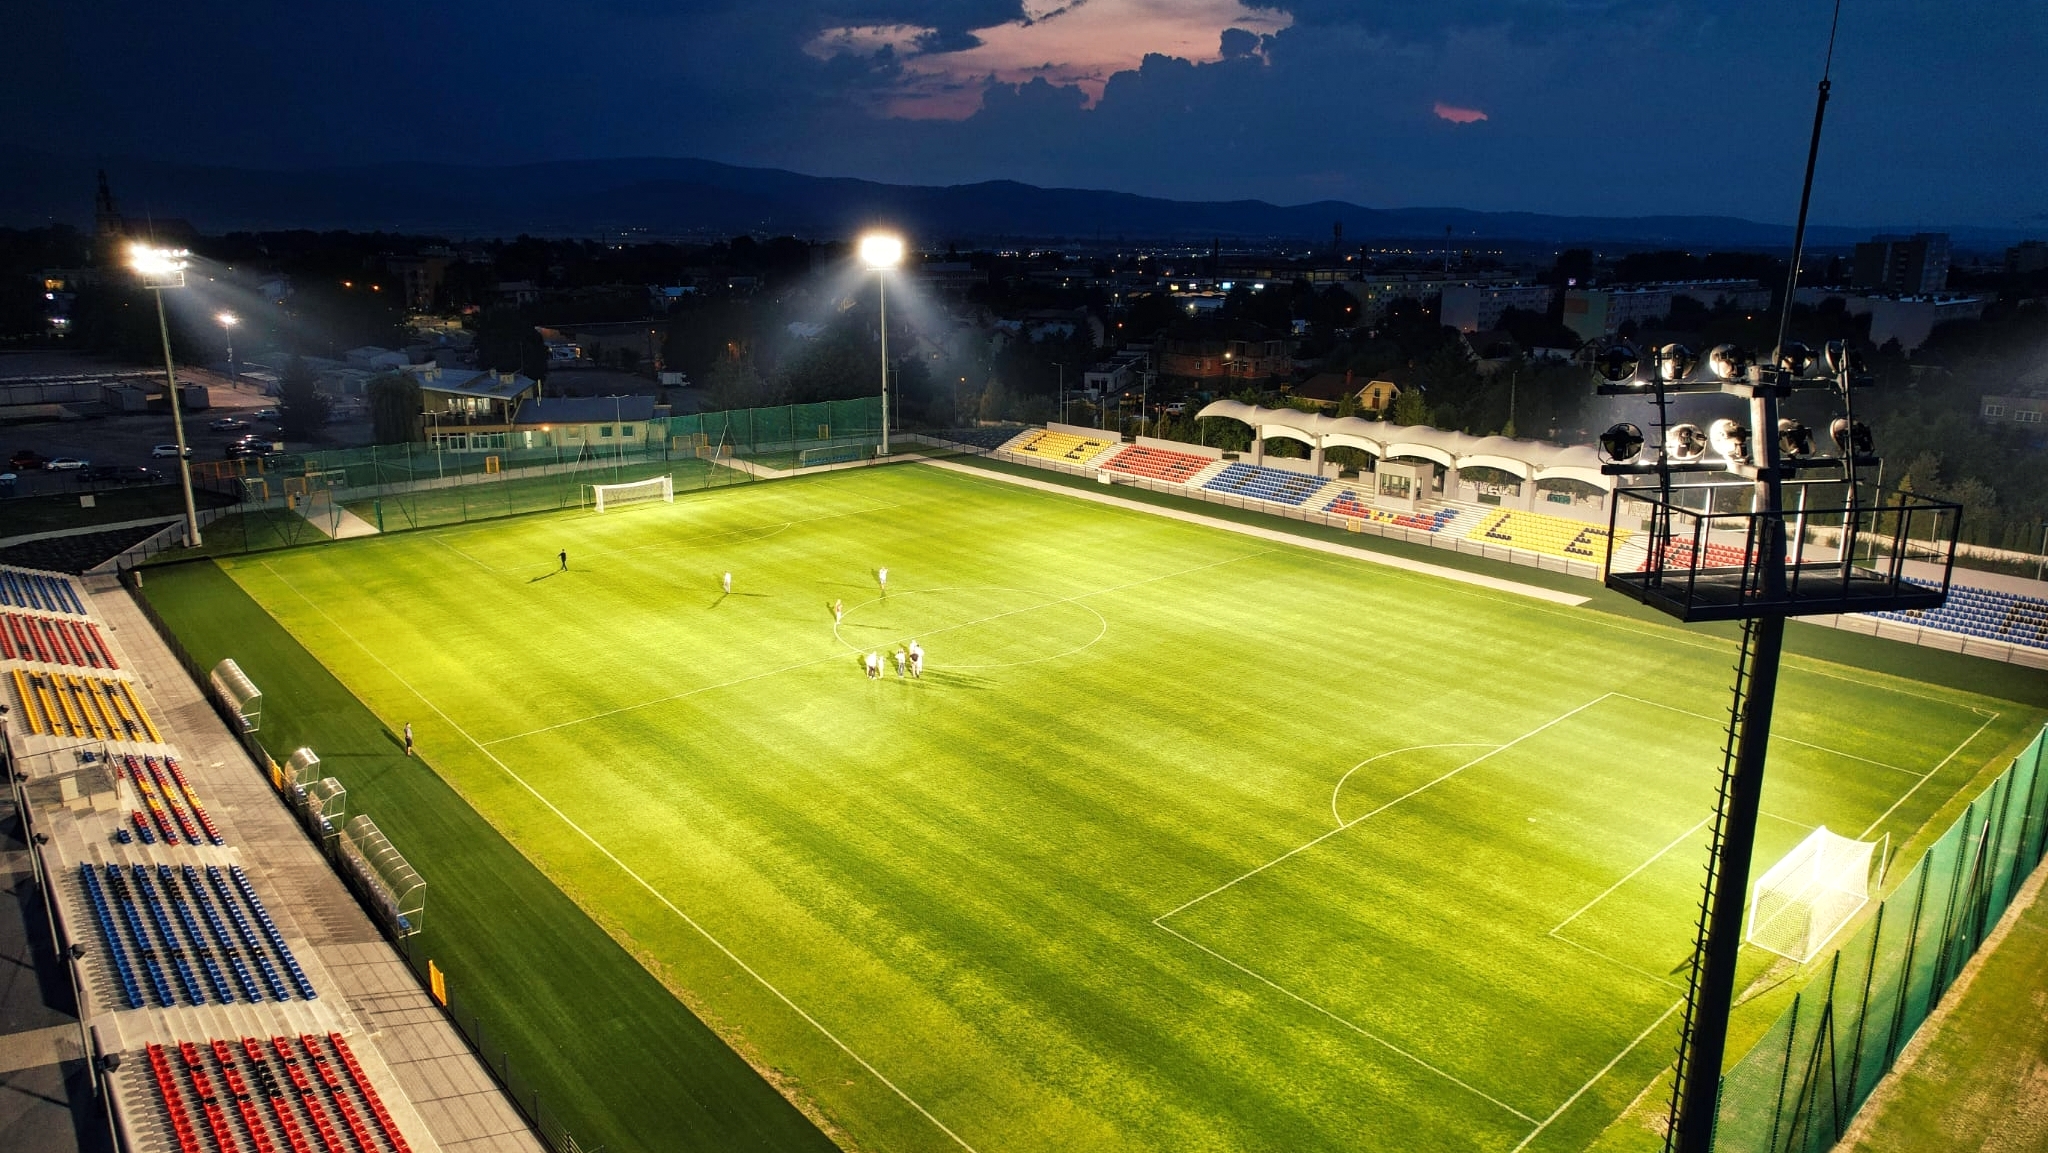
[1714,723,2048,1151]
[180,398,883,554]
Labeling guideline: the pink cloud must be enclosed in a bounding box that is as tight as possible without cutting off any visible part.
[1433,102,1488,125]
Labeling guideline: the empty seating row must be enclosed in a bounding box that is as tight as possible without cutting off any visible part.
[145,1035,413,1153]
[1006,428,1115,464]
[1467,508,1632,562]
[126,754,225,846]
[1321,490,1463,532]
[1097,445,1216,484]
[8,668,158,741]
[1642,539,1755,571]
[76,861,310,1007]
[1200,462,1330,507]
[1866,580,2048,650]
[0,612,117,668]
[0,567,86,615]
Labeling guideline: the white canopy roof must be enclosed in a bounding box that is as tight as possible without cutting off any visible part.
[1195,399,1612,489]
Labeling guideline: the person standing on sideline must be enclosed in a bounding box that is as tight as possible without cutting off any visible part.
[722,571,732,594]
[894,648,907,677]
[877,566,888,594]
[558,549,568,571]
[403,722,414,756]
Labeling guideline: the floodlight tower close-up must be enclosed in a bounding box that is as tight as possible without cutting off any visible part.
[1588,12,1962,1143]
[860,232,906,456]
[131,242,204,548]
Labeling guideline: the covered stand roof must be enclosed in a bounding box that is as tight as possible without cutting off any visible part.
[1194,399,1611,489]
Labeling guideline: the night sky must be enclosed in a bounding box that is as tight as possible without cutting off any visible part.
[10,1,2043,227]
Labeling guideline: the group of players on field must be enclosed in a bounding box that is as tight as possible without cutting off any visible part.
[705,562,923,680]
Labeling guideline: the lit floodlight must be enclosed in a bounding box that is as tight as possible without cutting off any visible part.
[1777,418,1815,458]
[1709,417,1752,465]
[1658,343,1699,383]
[129,243,188,277]
[859,233,905,269]
[1597,343,1641,384]
[1830,418,1874,456]
[1666,423,1707,462]
[217,311,238,328]
[1775,341,1816,376]
[1706,344,1750,381]
[1599,422,1646,462]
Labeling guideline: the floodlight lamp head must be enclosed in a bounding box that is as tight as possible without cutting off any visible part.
[1707,344,1750,381]
[859,233,905,269]
[1709,417,1751,465]
[1823,339,1850,376]
[1596,343,1641,384]
[129,243,189,288]
[217,311,238,328]
[1599,422,1645,463]
[1665,422,1707,462]
[1778,418,1815,458]
[1831,417,1874,456]
[1657,343,1698,383]
[1775,341,1816,377]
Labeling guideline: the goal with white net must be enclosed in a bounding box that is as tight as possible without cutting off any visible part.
[1746,825,1884,962]
[584,474,673,512]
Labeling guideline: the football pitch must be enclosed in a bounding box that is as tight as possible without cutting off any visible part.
[164,462,2043,1152]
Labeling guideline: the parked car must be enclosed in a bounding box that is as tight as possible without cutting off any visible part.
[44,457,89,471]
[252,408,279,422]
[151,443,192,458]
[10,448,49,470]
[224,436,277,459]
[208,416,248,432]
[85,464,164,485]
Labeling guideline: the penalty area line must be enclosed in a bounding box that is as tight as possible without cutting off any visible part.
[1508,999,1684,1153]
[258,561,985,1153]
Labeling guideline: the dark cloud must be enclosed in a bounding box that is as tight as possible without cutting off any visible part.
[1218,27,1261,58]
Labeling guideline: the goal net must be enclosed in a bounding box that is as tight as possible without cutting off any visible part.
[1746,826,1882,962]
[586,474,673,512]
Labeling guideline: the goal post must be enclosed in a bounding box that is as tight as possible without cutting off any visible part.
[1745,825,1879,963]
[584,474,673,512]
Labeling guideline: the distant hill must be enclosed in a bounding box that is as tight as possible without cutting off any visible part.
[5,151,2023,249]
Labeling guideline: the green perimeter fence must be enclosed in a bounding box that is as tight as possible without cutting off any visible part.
[1714,722,2048,1151]
[126,574,596,1153]
[188,398,883,554]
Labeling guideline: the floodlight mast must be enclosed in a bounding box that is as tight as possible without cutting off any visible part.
[133,244,202,548]
[860,233,905,456]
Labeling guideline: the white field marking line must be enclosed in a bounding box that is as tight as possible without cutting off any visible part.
[829,586,1110,670]
[1151,920,1539,1125]
[1156,693,1612,923]
[1328,744,1498,828]
[1611,693,1931,779]
[1507,999,1684,1153]
[257,560,985,1153]
[434,500,899,574]
[1859,708,2002,840]
[485,548,1274,745]
[431,537,497,575]
[1549,817,1713,936]
[919,457,1589,607]
[1543,932,1686,992]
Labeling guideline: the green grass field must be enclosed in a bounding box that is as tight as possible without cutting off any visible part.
[142,461,2045,1153]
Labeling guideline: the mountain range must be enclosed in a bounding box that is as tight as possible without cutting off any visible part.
[7,152,2025,250]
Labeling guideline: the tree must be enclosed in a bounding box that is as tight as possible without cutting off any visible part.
[367,371,423,444]
[1391,386,1434,427]
[278,356,330,441]
[705,357,771,412]
[473,309,549,381]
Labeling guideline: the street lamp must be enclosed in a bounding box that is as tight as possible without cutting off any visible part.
[859,233,905,456]
[131,244,202,547]
[217,311,239,383]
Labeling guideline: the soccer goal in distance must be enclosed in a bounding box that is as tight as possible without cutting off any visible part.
[583,474,673,512]
[1745,825,1887,963]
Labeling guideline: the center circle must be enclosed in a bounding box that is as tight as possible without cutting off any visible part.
[833,586,1106,669]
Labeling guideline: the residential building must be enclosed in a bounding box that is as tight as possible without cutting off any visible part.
[1440,283,1556,332]
[1339,271,1521,321]
[1561,280,1770,342]
[1866,295,1986,351]
[1852,233,1951,295]
[1979,393,2045,426]
[2007,241,2048,276]
[511,394,658,452]
[1154,323,1292,389]
[406,363,541,450]
[1287,371,1400,413]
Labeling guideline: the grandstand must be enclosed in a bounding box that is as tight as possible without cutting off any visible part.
[1096,444,1218,484]
[1866,579,2048,651]
[1323,488,1462,533]
[1466,507,1631,563]
[1000,427,1119,466]
[1200,461,1332,506]
[0,565,89,615]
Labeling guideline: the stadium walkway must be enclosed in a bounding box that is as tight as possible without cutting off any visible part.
[920,458,1591,608]
[88,579,546,1153]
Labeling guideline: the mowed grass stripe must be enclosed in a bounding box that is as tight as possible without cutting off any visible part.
[151,463,2045,1153]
